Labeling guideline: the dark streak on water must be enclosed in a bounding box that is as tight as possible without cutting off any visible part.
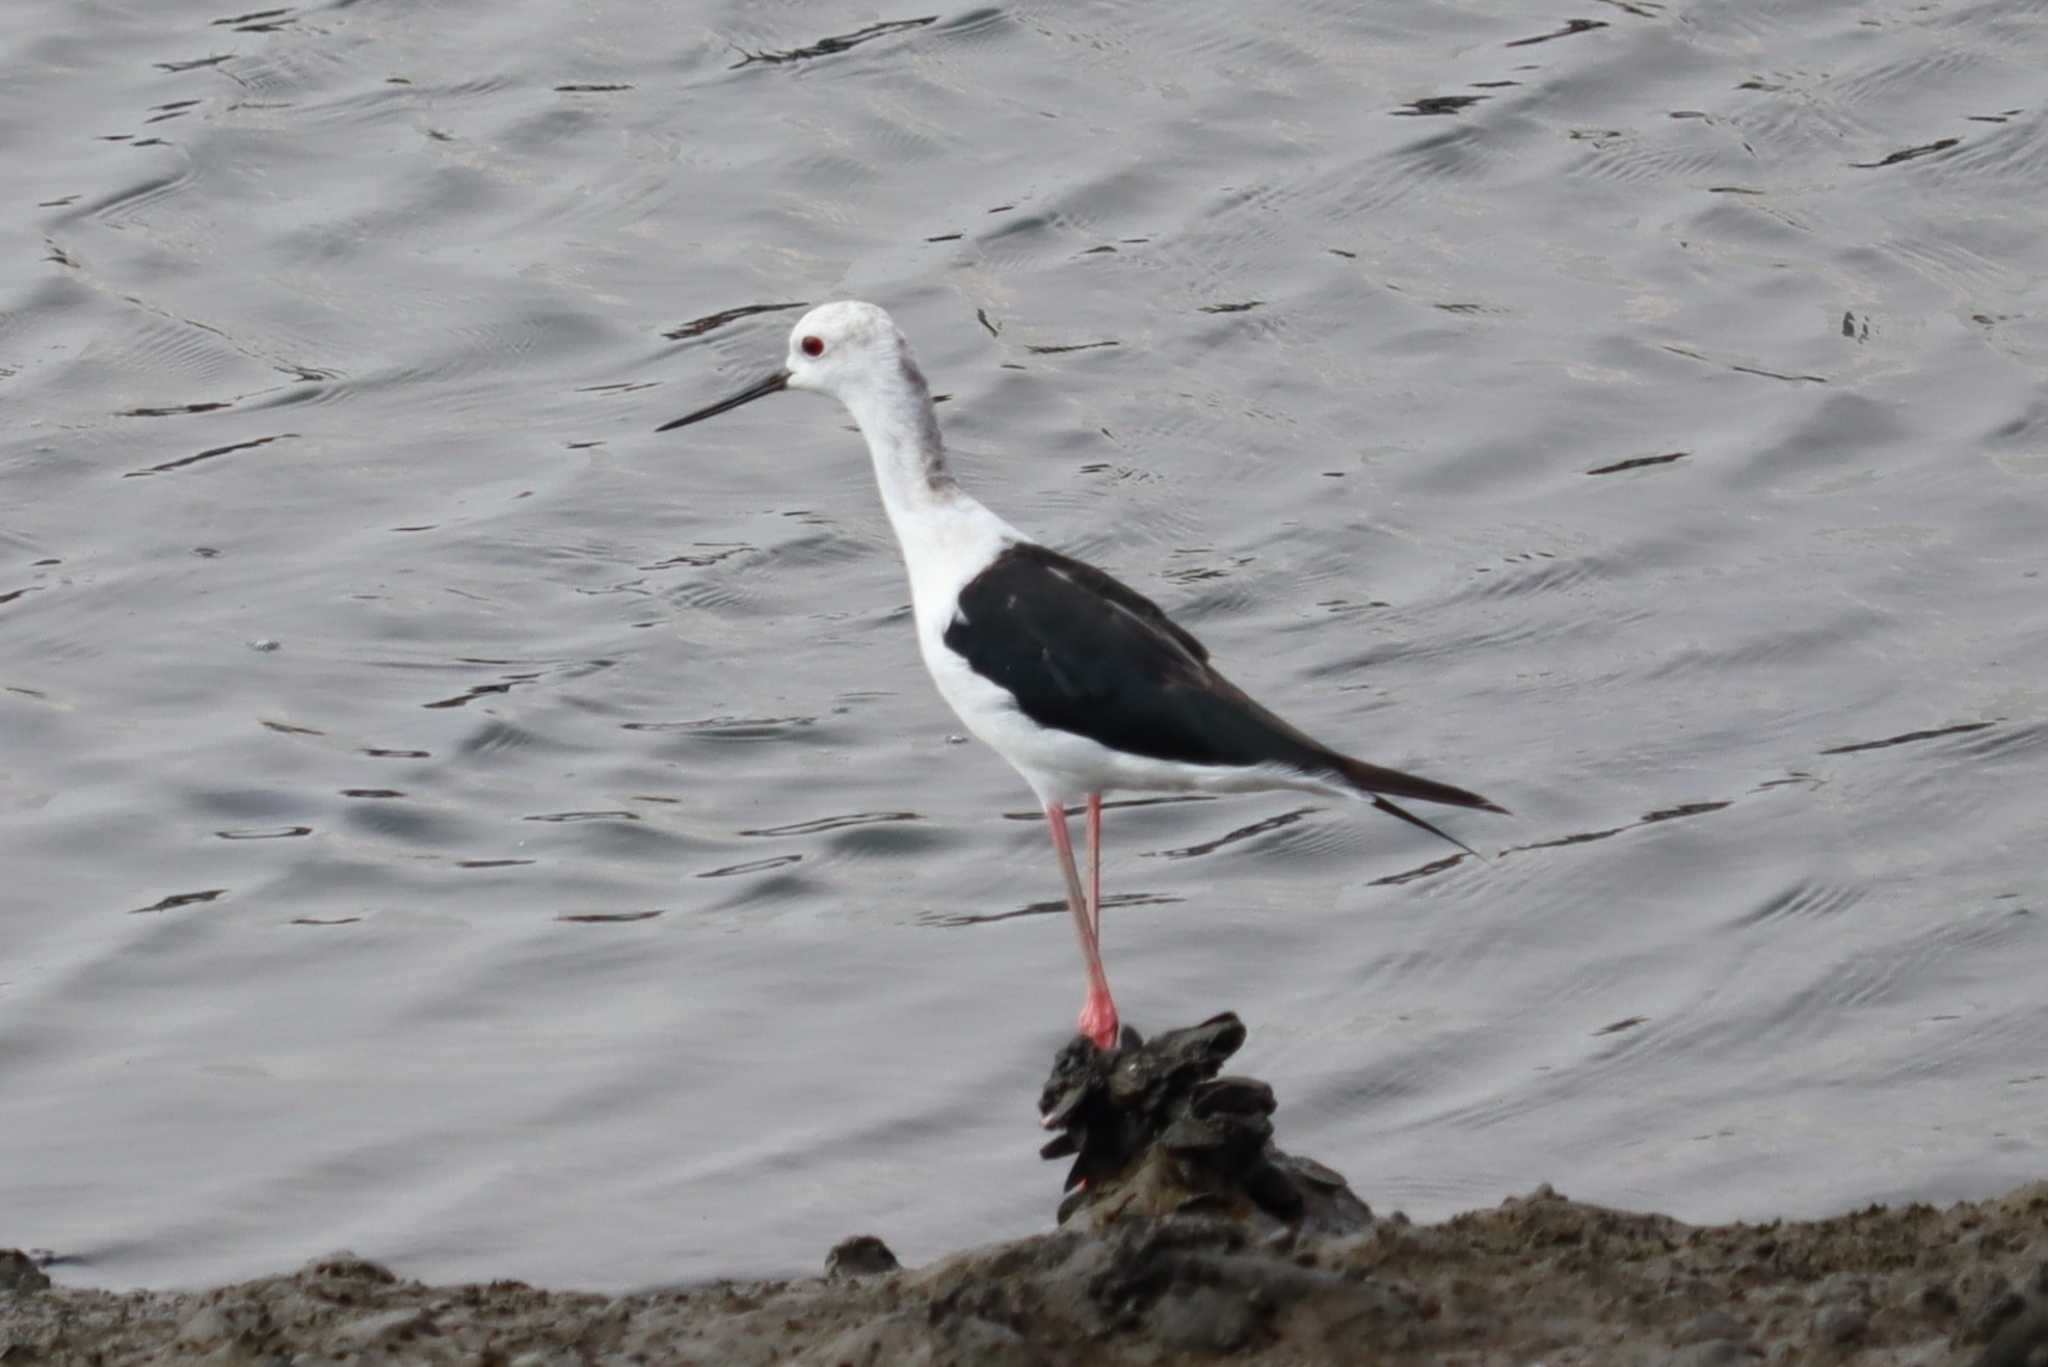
[663,303,809,341]
[119,401,232,418]
[621,713,813,736]
[1851,137,1962,169]
[1367,853,1468,887]
[1585,451,1687,476]
[423,681,526,710]
[128,890,228,915]
[1023,340,1119,355]
[1505,18,1608,48]
[921,891,1187,929]
[1819,722,1997,756]
[698,854,804,879]
[1396,96,1488,118]
[125,433,295,477]
[730,16,937,69]
[1151,806,1318,860]
[1503,802,1734,856]
[739,812,920,838]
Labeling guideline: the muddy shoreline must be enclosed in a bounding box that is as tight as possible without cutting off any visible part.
[6,1182,2048,1365]
[7,1017,2045,1364]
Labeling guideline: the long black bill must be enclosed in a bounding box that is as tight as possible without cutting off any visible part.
[655,368,790,432]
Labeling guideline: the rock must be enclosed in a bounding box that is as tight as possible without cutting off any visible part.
[1969,1262,2048,1367]
[1803,1270,1874,1345]
[299,1249,398,1284]
[174,1303,235,1348]
[0,1250,50,1294]
[1668,1339,1752,1367]
[1916,1280,1962,1317]
[1153,1282,1262,1352]
[1677,1309,1750,1345]
[1075,1213,1409,1357]
[1976,1305,2048,1367]
[799,1309,1042,1367]
[825,1235,901,1279]
[942,1313,1041,1367]
[336,1305,430,1346]
[1808,1271,1872,1307]
[1895,1341,1960,1367]
[1281,1274,1426,1352]
[1037,1012,1372,1237]
[508,1352,579,1367]
[1813,1302,1868,1344]
[1969,1279,2032,1344]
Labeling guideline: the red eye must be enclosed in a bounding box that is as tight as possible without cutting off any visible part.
[801,335,824,357]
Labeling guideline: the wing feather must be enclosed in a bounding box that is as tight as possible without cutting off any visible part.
[941,541,1504,829]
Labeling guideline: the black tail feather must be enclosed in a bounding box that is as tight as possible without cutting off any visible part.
[1370,794,1484,860]
[1316,751,1505,859]
[1330,752,1509,816]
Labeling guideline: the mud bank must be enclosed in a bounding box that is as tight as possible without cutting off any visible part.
[5,1184,2047,1366]
[7,1017,2044,1364]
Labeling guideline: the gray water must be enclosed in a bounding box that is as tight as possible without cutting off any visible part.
[4,0,2045,1292]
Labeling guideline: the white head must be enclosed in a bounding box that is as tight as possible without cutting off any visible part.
[657,299,931,432]
[784,301,914,402]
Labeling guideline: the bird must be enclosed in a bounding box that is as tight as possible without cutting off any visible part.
[657,301,1505,1053]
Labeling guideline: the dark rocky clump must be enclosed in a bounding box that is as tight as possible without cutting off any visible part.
[0,1249,51,1295]
[1037,1011,1373,1237]
[823,1233,900,1278]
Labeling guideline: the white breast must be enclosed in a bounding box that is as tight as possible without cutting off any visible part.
[883,496,1068,798]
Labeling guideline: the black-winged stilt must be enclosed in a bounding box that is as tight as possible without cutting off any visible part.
[658,301,1505,1051]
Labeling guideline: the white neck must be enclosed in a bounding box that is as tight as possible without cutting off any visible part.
[836,358,962,532]
[828,352,1023,634]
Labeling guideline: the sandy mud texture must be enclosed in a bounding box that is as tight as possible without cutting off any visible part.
[5,1015,2045,1365]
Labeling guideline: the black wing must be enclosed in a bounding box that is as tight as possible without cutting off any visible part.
[942,542,1504,824]
[999,542,1211,665]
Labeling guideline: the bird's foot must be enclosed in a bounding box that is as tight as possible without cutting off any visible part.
[1078,992,1119,1052]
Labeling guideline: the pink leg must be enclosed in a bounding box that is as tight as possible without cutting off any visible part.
[1085,793,1104,943]
[1045,801,1118,1050]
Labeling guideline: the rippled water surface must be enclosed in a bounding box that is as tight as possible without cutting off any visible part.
[5,0,2046,1290]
